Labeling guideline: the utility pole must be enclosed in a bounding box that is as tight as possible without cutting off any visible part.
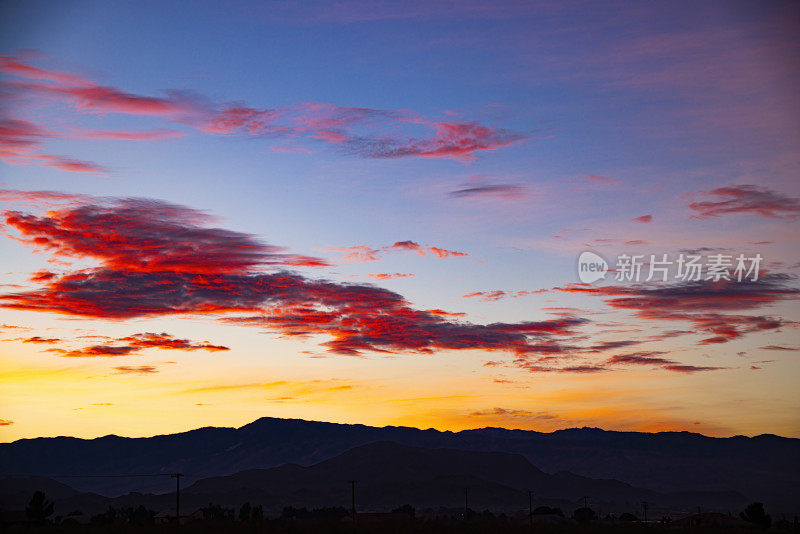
[464,487,469,520]
[172,473,183,530]
[583,496,589,509]
[642,501,648,525]
[528,491,534,529]
[348,480,356,524]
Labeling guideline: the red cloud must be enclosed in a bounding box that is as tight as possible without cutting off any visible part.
[113,366,159,374]
[121,332,229,352]
[10,78,195,116]
[21,336,60,344]
[632,214,652,223]
[42,332,228,357]
[464,290,507,301]
[1,191,588,357]
[0,55,92,85]
[555,277,799,344]
[688,185,800,219]
[606,351,722,373]
[327,245,382,263]
[390,240,467,258]
[58,345,138,357]
[556,276,798,313]
[514,360,608,373]
[0,189,91,206]
[1,197,329,273]
[2,257,588,357]
[426,309,466,317]
[463,289,547,301]
[0,118,108,175]
[30,270,57,282]
[661,364,725,373]
[368,273,414,280]
[73,129,186,141]
[328,241,468,262]
[1,55,524,174]
[348,122,524,159]
[607,351,674,366]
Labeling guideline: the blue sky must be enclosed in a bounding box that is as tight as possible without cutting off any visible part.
[0,0,798,440]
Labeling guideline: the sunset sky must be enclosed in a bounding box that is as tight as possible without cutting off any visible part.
[1,0,799,442]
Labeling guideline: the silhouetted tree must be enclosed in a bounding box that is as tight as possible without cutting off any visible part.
[123,505,155,525]
[619,512,638,522]
[238,502,263,522]
[25,491,54,522]
[573,506,597,523]
[202,502,234,521]
[251,504,263,521]
[239,502,251,522]
[741,502,771,528]
[281,506,308,520]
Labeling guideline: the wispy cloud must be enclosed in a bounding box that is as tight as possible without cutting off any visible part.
[607,351,725,373]
[52,345,138,357]
[0,55,525,174]
[462,289,547,301]
[448,181,527,200]
[114,365,159,374]
[327,240,467,263]
[368,273,414,280]
[688,185,800,219]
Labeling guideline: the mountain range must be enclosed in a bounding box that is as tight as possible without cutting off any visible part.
[1,417,797,514]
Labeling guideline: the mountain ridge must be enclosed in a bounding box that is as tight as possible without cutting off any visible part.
[2,416,797,512]
[7,416,795,444]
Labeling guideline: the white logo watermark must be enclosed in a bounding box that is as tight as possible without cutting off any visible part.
[577,251,609,283]
[577,252,762,284]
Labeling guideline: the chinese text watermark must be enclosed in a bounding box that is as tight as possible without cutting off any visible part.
[578,252,762,284]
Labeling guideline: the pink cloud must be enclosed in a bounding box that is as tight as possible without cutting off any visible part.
[368,273,415,280]
[0,55,525,174]
[688,185,800,219]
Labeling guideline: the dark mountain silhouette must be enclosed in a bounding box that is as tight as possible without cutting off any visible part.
[181,441,745,509]
[0,442,749,516]
[1,417,797,511]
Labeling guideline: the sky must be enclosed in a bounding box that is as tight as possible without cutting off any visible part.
[0,0,798,442]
